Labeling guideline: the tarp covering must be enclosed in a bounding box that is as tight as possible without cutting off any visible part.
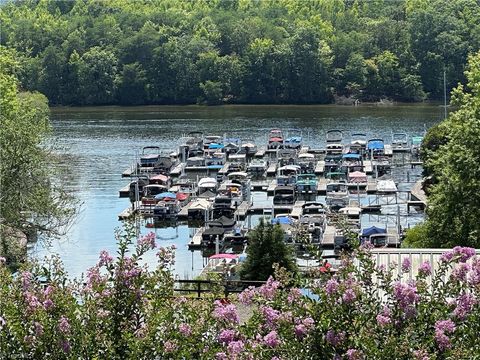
[209,143,224,149]
[271,217,293,225]
[362,226,386,237]
[149,174,169,183]
[154,192,176,200]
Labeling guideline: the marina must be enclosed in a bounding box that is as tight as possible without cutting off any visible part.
[117,127,428,264]
[30,104,441,280]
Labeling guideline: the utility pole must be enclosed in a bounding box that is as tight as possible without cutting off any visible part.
[443,67,448,119]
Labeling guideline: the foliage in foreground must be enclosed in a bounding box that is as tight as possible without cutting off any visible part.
[1,224,480,359]
[406,50,480,248]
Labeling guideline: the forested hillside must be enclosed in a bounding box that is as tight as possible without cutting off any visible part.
[2,0,479,105]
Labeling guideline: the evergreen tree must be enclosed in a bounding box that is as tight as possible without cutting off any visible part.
[240,219,297,281]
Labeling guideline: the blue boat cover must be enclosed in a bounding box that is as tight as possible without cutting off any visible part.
[368,140,384,150]
[362,226,386,236]
[271,217,293,225]
[342,153,361,159]
[207,165,224,169]
[286,136,302,143]
[155,192,176,200]
[209,143,224,149]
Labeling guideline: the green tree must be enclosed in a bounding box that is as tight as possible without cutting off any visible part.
[116,62,148,105]
[240,219,297,281]
[412,51,480,248]
[0,48,76,266]
[77,46,118,105]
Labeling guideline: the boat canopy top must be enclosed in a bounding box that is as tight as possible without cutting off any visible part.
[154,192,177,200]
[342,153,361,159]
[271,216,293,225]
[411,136,423,145]
[198,177,217,187]
[298,153,314,159]
[209,253,238,260]
[367,139,385,150]
[208,143,224,149]
[362,226,386,237]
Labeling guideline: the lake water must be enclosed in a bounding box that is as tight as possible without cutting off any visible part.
[30,104,444,279]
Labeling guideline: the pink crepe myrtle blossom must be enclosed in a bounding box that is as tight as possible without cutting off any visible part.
[227,340,245,355]
[401,257,411,272]
[434,319,456,351]
[346,348,363,360]
[441,247,476,263]
[21,271,33,290]
[218,329,236,344]
[239,286,256,305]
[178,323,192,336]
[393,281,420,312]
[98,250,113,266]
[213,300,239,324]
[453,293,476,319]
[0,256,6,265]
[58,316,71,334]
[325,278,339,296]
[61,340,71,353]
[164,340,177,353]
[342,288,356,304]
[326,330,345,346]
[287,288,302,304]
[260,306,280,328]
[43,298,54,311]
[258,276,280,300]
[263,330,280,348]
[137,232,156,250]
[418,261,432,276]
[451,263,471,281]
[376,314,391,327]
[413,349,430,360]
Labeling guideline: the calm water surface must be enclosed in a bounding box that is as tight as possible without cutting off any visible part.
[30,104,443,279]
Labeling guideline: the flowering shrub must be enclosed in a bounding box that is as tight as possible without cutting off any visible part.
[1,225,480,359]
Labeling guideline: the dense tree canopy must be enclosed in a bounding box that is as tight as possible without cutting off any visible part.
[0,48,76,266]
[405,51,480,248]
[1,0,479,105]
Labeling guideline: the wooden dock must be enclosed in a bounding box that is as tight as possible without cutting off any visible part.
[322,225,336,247]
[317,178,327,194]
[266,163,277,176]
[366,180,377,193]
[408,180,426,212]
[170,163,185,176]
[363,160,373,174]
[218,162,230,175]
[234,201,250,220]
[118,206,135,220]
[122,166,136,178]
[290,201,305,218]
[188,228,204,249]
[314,161,325,175]
[119,184,130,198]
[254,148,266,157]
